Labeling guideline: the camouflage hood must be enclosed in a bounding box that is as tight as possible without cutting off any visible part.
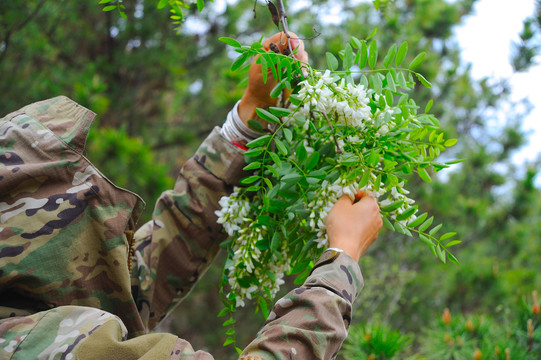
[0,96,146,332]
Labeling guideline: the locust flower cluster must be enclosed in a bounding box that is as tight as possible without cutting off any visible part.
[217,70,422,307]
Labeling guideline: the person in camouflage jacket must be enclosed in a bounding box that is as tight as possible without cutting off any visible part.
[0,33,382,360]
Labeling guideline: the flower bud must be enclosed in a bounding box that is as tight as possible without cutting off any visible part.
[473,348,482,360]
[442,308,451,325]
[465,320,473,332]
[444,333,451,343]
[364,330,371,342]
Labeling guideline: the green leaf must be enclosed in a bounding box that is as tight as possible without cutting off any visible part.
[359,171,370,188]
[259,56,268,84]
[418,216,434,232]
[436,245,446,263]
[447,252,460,265]
[219,37,242,48]
[231,53,250,71]
[394,221,406,234]
[223,317,235,326]
[344,44,353,70]
[397,71,408,89]
[429,223,442,236]
[269,82,283,98]
[305,151,320,171]
[99,0,115,3]
[244,148,264,157]
[269,152,282,168]
[440,232,457,241]
[283,128,293,142]
[383,44,397,68]
[419,234,433,246]
[370,73,383,94]
[368,149,379,167]
[445,158,466,165]
[197,0,204,12]
[409,52,426,69]
[281,173,302,183]
[407,212,427,228]
[396,41,408,66]
[445,240,462,248]
[269,107,292,117]
[246,135,271,148]
[274,138,288,156]
[368,41,378,69]
[157,0,168,9]
[444,138,458,147]
[240,175,260,185]
[326,52,339,71]
[243,161,261,171]
[381,200,404,212]
[247,119,264,133]
[296,144,307,163]
[258,297,270,319]
[382,216,394,231]
[417,166,432,182]
[217,307,230,317]
[271,232,281,252]
[415,73,432,88]
[425,99,434,113]
[386,72,396,92]
[256,108,281,124]
[396,206,417,221]
[266,164,279,178]
[350,36,363,49]
[367,27,378,40]
[263,177,273,189]
[102,5,117,11]
[223,337,235,346]
[359,41,368,68]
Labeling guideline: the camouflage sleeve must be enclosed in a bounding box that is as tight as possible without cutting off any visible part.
[239,250,364,360]
[130,127,247,331]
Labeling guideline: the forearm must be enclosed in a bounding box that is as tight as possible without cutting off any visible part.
[240,250,363,360]
[131,127,247,331]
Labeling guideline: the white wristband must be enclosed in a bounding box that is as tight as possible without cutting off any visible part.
[221,101,263,145]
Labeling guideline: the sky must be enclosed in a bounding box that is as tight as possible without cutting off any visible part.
[454,0,541,166]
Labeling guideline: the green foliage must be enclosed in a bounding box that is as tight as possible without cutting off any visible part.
[342,321,412,359]
[511,0,541,72]
[216,33,463,346]
[342,291,541,359]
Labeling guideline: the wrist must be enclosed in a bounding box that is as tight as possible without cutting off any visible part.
[238,93,274,126]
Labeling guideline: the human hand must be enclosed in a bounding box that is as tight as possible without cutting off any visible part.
[326,191,383,262]
[238,32,309,127]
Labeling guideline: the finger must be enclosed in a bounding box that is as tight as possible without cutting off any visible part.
[263,32,305,56]
[337,194,354,206]
[354,190,366,202]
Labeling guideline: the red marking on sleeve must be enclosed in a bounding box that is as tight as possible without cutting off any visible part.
[231,142,248,151]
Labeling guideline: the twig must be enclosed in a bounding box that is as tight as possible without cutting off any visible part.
[322,112,343,153]
[275,0,294,56]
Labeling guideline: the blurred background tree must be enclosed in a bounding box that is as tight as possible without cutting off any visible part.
[1,0,539,357]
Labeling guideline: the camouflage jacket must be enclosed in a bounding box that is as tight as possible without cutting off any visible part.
[0,97,364,360]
